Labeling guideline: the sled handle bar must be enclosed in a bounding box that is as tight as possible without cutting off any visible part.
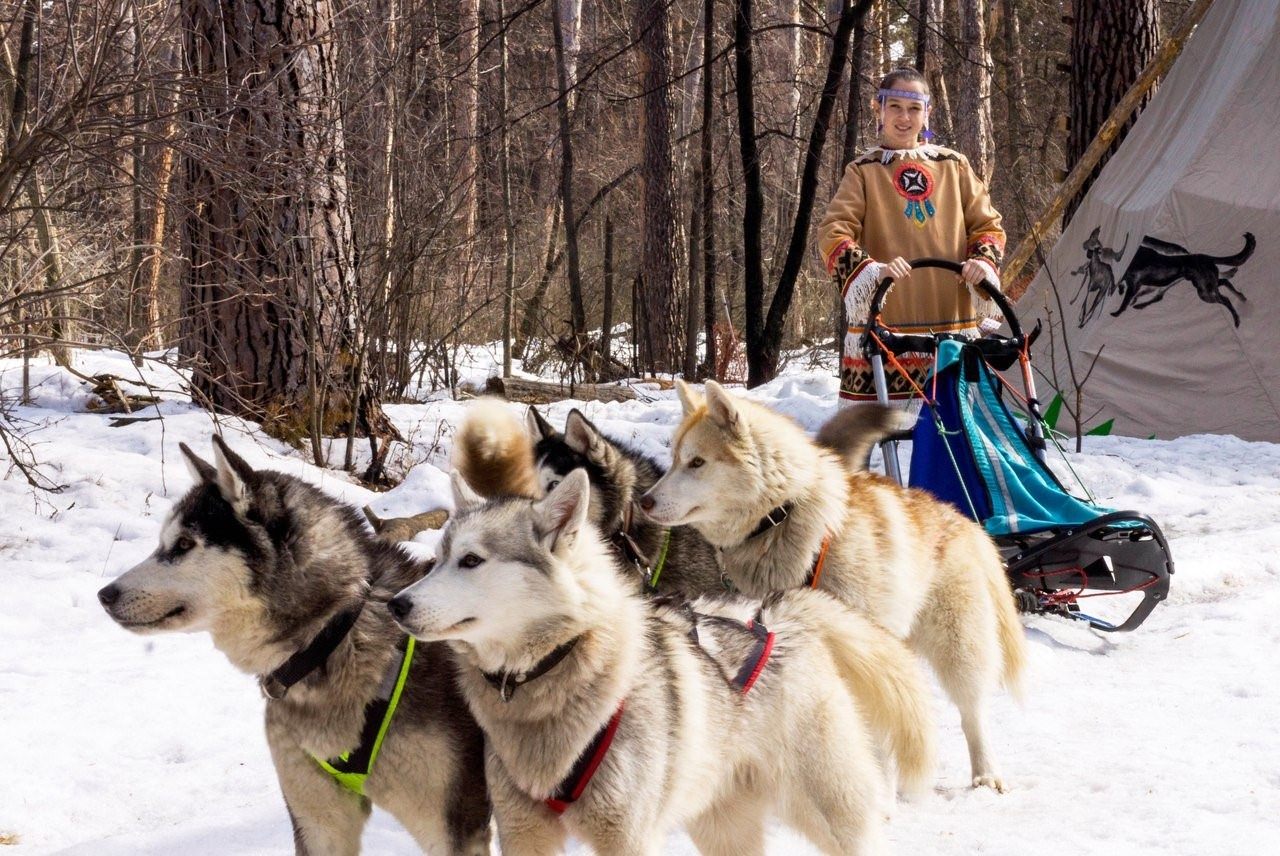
[861,258,1030,361]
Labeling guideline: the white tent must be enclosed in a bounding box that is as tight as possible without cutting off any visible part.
[1016,0,1280,441]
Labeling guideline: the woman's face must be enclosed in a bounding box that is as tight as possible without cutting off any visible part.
[875,81,929,149]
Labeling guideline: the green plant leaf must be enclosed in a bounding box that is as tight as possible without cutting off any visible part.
[1043,393,1064,431]
[1086,418,1114,436]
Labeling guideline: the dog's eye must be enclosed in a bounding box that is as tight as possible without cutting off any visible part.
[688,457,705,469]
[174,535,196,553]
[458,553,484,569]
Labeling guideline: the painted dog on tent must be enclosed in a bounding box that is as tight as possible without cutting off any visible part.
[1110,232,1255,327]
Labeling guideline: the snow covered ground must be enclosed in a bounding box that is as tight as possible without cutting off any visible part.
[2,347,1278,855]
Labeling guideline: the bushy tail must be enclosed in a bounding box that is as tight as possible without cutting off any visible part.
[815,404,916,472]
[987,558,1028,700]
[452,398,540,499]
[803,593,936,794]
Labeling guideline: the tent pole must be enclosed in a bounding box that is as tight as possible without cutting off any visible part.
[1001,0,1217,296]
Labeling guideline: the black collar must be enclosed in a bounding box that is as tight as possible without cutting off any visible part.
[747,503,793,540]
[260,604,365,700]
[482,636,581,702]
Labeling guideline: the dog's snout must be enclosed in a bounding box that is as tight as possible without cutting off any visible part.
[638,493,655,512]
[98,583,121,608]
[388,595,412,622]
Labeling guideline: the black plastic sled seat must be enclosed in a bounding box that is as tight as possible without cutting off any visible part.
[861,258,1174,632]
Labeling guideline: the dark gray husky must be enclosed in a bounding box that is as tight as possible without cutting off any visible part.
[98,436,490,855]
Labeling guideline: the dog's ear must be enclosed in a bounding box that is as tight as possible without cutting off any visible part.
[526,406,557,441]
[703,381,741,433]
[450,470,486,513]
[533,468,590,553]
[675,379,703,417]
[210,435,255,512]
[179,442,217,484]
[564,409,613,465]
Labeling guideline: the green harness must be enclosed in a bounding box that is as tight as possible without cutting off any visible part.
[310,636,417,796]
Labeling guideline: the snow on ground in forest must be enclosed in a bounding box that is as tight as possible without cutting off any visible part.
[1,347,1277,855]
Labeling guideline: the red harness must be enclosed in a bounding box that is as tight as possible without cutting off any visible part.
[544,702,626,815]
[542,616,775,815]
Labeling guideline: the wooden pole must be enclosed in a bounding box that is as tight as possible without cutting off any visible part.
[1002,0,1215,291]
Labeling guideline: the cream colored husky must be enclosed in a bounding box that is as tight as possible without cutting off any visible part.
[389,469,935,855]
[641,380,1027,791]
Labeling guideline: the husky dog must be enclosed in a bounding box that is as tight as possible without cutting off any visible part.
[388,470,935,856]
[455,399,909,596]
[640,381,1028,792]
[98,437,490,855]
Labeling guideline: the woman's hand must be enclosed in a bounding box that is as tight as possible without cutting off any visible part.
[883,257,912,281]
[959,259,990,287]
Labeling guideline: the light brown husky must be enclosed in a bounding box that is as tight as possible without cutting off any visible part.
[641,380,1028,791]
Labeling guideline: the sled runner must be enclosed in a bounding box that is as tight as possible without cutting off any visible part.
[862,258,1173,632]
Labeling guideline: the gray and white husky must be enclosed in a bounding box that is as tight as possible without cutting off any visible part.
[388,469,935,856]
[98,436,490,855]
[641,381,1028,791]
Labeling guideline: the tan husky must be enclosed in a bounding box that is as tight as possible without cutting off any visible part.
[640,380,1027,791]
[389,469,935,855]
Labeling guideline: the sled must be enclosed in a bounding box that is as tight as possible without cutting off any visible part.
[862,258,1173,632]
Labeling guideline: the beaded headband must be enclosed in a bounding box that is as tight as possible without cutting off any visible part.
[876,86,933,141]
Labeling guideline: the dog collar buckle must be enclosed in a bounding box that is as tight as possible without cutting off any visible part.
[260,675,289,700]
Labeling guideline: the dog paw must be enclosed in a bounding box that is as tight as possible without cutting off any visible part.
[972,774,1008,793]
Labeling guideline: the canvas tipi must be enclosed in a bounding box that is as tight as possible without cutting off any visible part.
[1015,0,1279,442]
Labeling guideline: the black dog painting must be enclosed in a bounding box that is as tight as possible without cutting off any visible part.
[1070,229,1256,328]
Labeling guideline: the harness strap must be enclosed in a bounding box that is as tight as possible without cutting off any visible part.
[260,603,364,700]
[732,617,775,695]
[312,635,417,796]
[747,503,793,540]
[545,701,626,815]
[806,534,834,589]
[644,528,673,592]
[482,637,581,703]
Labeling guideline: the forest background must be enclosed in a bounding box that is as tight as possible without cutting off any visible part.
[0,0,1187,483]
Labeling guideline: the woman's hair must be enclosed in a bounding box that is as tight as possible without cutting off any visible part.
[877,68,930,96]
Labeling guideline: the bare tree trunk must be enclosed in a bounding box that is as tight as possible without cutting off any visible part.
[601,213,615,371]
[456,0,480,241]
[1066,0,1160,221]
[924,0,953,140]
[138,127,177,351]
[4,0,71,367]
[734,0,767,383]
[700,0,717,379]
[635,0,679,373]
[179,0,364,458]
[552,0,587,348]
[915,0,928,72]
[498,0,515,377]
[953,0,993,180]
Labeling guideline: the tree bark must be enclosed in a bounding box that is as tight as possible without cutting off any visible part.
[552,0,587,344]
[179,0,364,454]
[635,0,679,373]
[1066,0,1160,221]
[498,0,516,377]
[700,0,717,379]
[953,0,993,181]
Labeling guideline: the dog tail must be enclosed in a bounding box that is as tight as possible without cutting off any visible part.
[987,553,1028,700]
[1216,232,1256,266]
[452,398,540,499]
[805,594,936,794]
[815,404,916,472]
